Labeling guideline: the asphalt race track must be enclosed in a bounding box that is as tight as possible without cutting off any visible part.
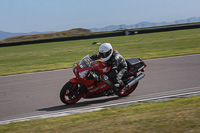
[0,54,200,123]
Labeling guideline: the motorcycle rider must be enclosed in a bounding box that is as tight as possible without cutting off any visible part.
[90,43,127,94]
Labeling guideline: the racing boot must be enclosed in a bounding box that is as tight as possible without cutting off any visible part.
[113,80,125,95]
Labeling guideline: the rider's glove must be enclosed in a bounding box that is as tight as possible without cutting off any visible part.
[90,54,98,61]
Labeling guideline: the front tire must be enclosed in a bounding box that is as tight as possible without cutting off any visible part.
[60,81,83,105]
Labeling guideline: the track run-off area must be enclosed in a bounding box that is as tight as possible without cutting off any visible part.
[0,54,200,124]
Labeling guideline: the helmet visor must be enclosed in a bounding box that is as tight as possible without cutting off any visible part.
[99,49,112,58]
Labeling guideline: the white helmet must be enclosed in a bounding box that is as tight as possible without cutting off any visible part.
[99,43,113,61]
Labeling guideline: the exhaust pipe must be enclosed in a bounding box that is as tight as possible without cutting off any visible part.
[125,73,145,89]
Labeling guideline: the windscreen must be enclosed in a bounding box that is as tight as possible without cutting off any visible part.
[79,55,93,68]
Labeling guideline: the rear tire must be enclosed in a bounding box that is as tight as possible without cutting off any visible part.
[118,75,139,97]
[60,81,83,105]
[117,82,138,97]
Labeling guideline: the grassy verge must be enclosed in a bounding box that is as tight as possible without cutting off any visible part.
[0,28,200,76]
[0,95,200,133]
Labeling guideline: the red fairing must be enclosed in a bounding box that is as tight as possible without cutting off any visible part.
[69,77,82,84]
[91,61,111,75]
[71,60,112,97]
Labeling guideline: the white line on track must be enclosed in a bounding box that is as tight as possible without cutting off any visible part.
[1,89,200,125]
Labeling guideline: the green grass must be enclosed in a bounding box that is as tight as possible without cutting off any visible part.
[0,28,200,76]
[0,95,200,133]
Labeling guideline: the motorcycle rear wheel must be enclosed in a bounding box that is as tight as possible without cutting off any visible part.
[117,82,138,97]
[60,81,83,105]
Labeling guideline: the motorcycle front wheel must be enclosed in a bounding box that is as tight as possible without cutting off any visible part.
[60,81,83,105]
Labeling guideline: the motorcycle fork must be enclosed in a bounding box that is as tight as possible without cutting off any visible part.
[69,83,83,100]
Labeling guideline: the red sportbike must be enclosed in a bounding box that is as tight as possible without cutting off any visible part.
[60,55,146,105]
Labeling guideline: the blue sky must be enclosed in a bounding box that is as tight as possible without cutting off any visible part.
[0,0,200,33]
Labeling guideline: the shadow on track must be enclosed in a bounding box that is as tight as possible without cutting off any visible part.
[37,96,124,112]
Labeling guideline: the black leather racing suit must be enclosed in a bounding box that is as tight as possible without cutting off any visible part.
[90,51,128,87]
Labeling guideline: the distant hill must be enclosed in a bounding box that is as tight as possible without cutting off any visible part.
[0,17,199,41]
[90,17,200,32]
[1,28,91,42]
[0,31,49,40]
